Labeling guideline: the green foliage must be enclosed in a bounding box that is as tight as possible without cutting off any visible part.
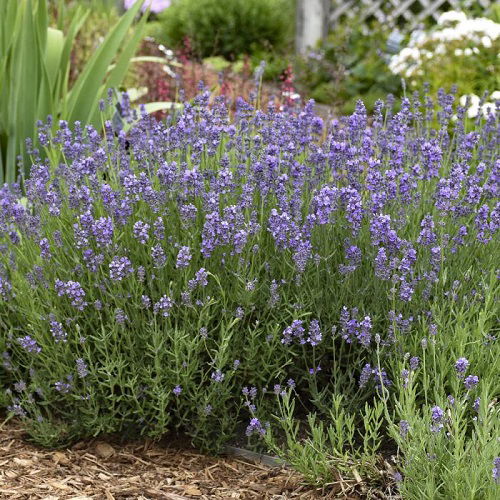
[0,0,147,184]
[295,20,401,111]
[263,392,386,486]
[153,0,292,60]
[381,273,500,500]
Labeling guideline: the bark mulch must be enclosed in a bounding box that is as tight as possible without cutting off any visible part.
[0,419,391,499]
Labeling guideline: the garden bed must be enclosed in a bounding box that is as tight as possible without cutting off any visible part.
[0,419,379,499]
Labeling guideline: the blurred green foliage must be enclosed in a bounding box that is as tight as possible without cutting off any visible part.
[151,0,293,60]
[295,19,401,112]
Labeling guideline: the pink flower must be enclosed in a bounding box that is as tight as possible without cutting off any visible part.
[124,0,171,14]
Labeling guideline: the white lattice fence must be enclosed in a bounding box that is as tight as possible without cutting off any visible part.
[296,0,494,53]
[329,0,493,30]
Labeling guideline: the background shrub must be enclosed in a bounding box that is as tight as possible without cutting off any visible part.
[294,19,401,113]
[152,0,293,60]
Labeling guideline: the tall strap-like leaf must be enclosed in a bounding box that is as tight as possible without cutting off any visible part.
[10,0,40,182]
[37,27,55,126]
[44,28,64,93]
[66,0,144,126]
[36,0,48,49]
[57,6,88,116]
[87,5,149,126]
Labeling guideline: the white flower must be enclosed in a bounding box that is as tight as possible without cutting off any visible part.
[467,105,479,118]
[467,94,480,107]
[405,67,416,78]
[409,29,427,47]
[481,36,492,48]
[438,11,467,25]
[482,102,496,117]
[454,48,463,56]
[399,47,421,61]
[491,91,500,100]
[464,48,473,56]
[473,47,480,54]
[459,94,480,118]
[435,43,446,55]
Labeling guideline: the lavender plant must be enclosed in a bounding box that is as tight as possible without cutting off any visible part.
[0,87,498,497]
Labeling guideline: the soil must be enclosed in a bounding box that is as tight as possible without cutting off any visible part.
[0,418,390,499]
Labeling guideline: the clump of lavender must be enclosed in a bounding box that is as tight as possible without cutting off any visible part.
[0,88,497,486]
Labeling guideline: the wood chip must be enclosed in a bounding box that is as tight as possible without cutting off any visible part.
[183,485,203,496]
[52,451,70,465]
[95,442,115,459]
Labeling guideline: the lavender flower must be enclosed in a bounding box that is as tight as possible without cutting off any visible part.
[109,256,134,281]
[14,380,27,392]
[245,417,266,437]
[133,221,150,244]
[473,397,481,412]
[306,320,322,346]
[430,405,445,433]
[151,245,166,268]
[153,295,173,317]
[409,356,420,371]
[39,238,51,259]
[115,308,128,325]
[175,246,192,268]
[493,458,500,484]
[50,319,67,343]
[399,420,410,438]
[76,358,89,378]
[455,357,469,376]
[464,375,479,390]
[55,280,87,309]
[359,363,372,388]
[92,217,114,247]
[17,336,41,354]
[54,378,72,393]
[141,295,151,308]
[211,369,225,383]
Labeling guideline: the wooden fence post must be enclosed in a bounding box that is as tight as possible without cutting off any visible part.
[295,0,328,55]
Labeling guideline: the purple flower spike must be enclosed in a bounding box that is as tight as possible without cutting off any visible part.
[464,375,479,390]
[176,246,192,268]
[455,357,469,376]
[17,336,41,354]
[109,256,134,281]
[153,295,173,317]
[245,417,266,437]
